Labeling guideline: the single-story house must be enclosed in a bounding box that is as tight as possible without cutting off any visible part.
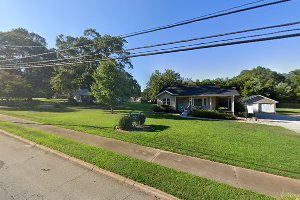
[157,86,240,114]
[74,89,92,103]
[242,95,278,114]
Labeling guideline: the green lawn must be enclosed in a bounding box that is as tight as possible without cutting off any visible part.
[0,120,272,200]
[0,102,300,179]
[277,108,300,116]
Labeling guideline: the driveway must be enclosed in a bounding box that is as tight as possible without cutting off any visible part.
[0,133,154,200]
[255,113,300,133]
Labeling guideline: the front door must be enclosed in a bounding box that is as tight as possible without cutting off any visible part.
[177,97,189,111]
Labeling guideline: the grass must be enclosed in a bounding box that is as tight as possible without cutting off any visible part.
[0,120,272,200]
[277,108,300,116]
[0,102,300,179]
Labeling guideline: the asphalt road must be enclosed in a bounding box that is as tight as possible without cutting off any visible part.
[0,133,154,200]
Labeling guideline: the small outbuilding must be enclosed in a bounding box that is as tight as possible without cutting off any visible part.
[74,89,92,103]
[243,95,278,114]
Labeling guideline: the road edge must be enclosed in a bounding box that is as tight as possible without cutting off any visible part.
[0,129,179,200]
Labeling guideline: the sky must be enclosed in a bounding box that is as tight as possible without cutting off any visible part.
[0,0,299,89]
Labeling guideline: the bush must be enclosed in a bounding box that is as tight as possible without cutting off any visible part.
[118,116,133,130]
[191,109,236,120]
[67,97,78,105]
[129,113,147,126]
[153,105,164,112]
[138,113,146,125]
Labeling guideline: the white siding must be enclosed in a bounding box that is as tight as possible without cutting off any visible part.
[253,104,259,113]
[157,92,176,110]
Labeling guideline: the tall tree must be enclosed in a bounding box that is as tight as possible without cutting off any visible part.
[144,69,182,101]
[230,66,285,99]
[91,61,130,113]
[0,70,31,99]
[51,29,131,96]
[286,69,300,101]
[0,28,55,98]
[126,72,141,98]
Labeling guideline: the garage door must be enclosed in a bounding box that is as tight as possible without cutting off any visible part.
[260,104,274,113]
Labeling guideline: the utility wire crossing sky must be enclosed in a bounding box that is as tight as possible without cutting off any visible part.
[0,0,299,88]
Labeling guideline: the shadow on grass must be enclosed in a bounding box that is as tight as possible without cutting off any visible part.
[18,121,113,131]
[150,124,170,132]
[0,106,76,113]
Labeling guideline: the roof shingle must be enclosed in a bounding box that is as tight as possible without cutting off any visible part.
[158,86,240,97]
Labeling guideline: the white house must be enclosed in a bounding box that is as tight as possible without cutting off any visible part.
[243,95,278,114]
[156,86,240,114]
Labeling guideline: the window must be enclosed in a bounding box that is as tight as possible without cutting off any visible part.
[163,98,170,105]
[203,98,207,106]
[194,98,203,106]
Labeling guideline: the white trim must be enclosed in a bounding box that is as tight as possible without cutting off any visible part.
[156,90,174,97]
[231,95,235,115]
[175,94,239,97]
[243,95,278,103]
[162,97,171,105]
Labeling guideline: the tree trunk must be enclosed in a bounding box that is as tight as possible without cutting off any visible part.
[111,106,114,114]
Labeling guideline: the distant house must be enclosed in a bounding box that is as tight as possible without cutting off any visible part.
[243,95,278,114]
[156,86,240,114]
[74,89,92,103]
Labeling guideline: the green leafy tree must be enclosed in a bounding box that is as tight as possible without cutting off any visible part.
[286,69,300,101]
[0,70,31,99]
[144,69,182,101]
[0,28,55,99]
[51,29,131,96]
[91,61,129,113]
[274,82,293,101]
[231,66,285,99]
[126,72,141,98]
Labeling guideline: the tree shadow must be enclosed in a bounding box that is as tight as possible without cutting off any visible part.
[147,113,196,121]
[0,106,76,113]
[151,124,170,132]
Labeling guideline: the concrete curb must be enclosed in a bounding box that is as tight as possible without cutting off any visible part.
[0,130,179,200]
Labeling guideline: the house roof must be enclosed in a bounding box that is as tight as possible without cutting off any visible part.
[242,95,278,104]
[74,89,91,96]
[157,86,240,97]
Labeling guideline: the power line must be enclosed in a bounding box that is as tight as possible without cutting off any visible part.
[1,31,299,70]
[0,0,265,50]
[129,28,300,55]
[0,0,291,64]
[126,32,300,58]
[3,21,300,67]
[120,0,291,38]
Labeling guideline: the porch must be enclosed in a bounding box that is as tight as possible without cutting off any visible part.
[176,96,235,114]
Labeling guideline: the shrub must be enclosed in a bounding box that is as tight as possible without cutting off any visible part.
[118,115,133,130]
[153,105,164,112]
[67,97,78,105]
[161,105,179,113]
[138,113,146,125]
[129,113,147,126]
[191,109,236,120]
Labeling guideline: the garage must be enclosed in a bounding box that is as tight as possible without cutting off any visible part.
[243,95,278,114]
[260,103,275,113]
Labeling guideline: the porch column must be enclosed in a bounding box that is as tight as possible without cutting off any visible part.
[189,97,193,106]
[231,95,235,115]
[174,97,177,110]
[227,97,230,108]
[209,96,212,110]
